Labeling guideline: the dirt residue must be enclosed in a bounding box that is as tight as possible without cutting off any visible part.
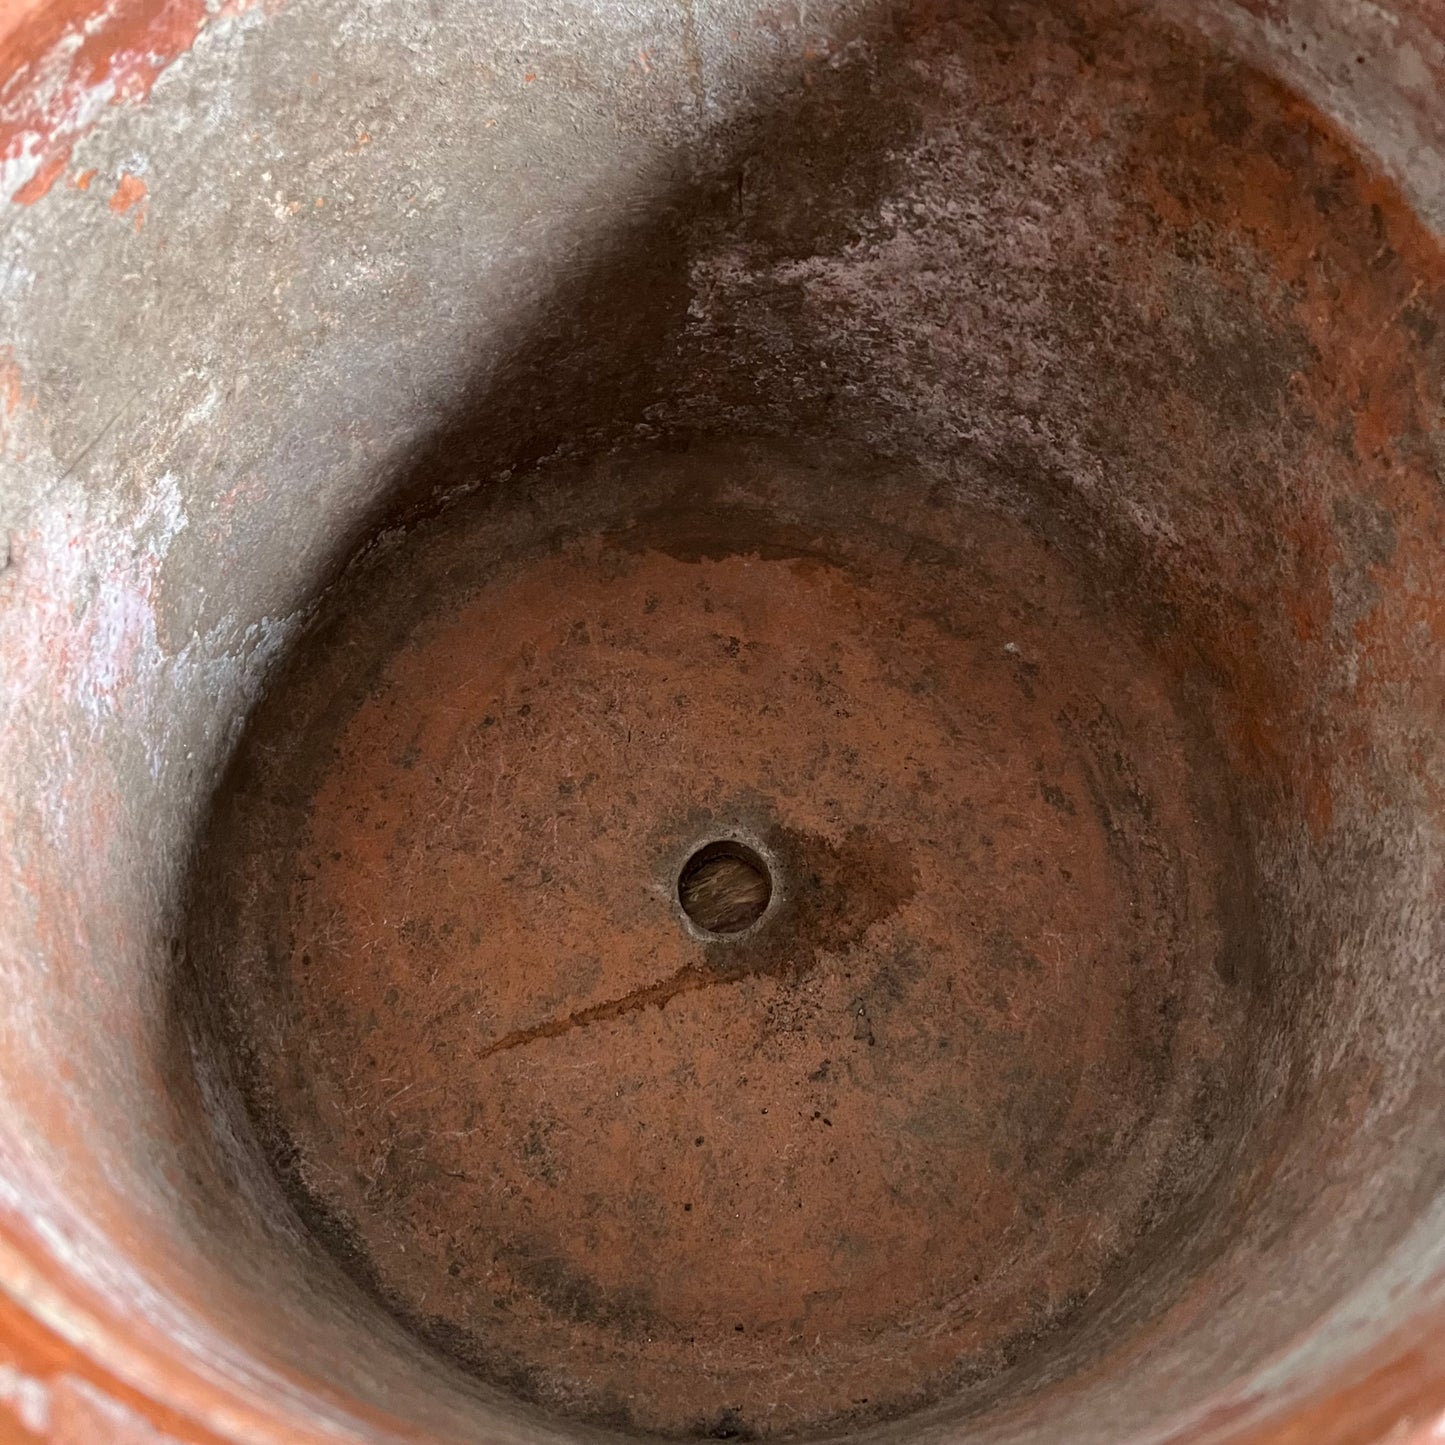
[191,442,1246,1438]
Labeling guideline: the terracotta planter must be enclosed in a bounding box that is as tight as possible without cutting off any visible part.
[1,0,1442,1441]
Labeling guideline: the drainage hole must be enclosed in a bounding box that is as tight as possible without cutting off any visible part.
[678,840,772,935]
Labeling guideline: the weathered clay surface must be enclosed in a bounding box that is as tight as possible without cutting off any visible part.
[195,445,1246,1435]
[0,0,1442,1441]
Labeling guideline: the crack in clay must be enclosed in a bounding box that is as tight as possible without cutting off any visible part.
[477,960,756,1058]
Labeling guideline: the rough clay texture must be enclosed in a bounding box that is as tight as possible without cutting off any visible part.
[0,0,1441,1442]
[194,446,1245,1436]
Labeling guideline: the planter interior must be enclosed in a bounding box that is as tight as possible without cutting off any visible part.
[0,0,1443,1441]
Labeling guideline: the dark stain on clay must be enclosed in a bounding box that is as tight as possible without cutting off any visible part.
[479,824,915,1058]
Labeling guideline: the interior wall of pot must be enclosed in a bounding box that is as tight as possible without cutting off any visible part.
[0,0,1442,1441]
